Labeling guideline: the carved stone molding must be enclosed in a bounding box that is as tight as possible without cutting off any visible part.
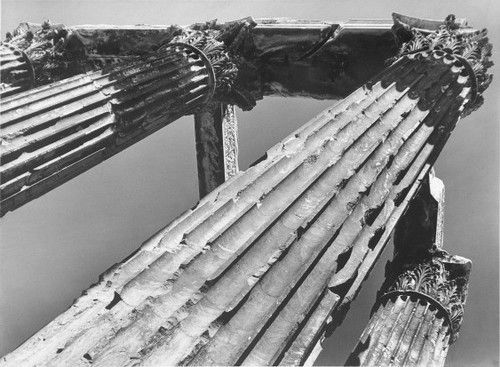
[221,105,239,179]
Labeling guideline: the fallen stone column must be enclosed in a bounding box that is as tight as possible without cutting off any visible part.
[0,16,491,367]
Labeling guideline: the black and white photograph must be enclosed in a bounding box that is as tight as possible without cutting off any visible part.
[0,1,498,366]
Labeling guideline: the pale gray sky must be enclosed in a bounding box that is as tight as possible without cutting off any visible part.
[1,1,498,365]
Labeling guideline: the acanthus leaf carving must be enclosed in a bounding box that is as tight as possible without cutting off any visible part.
[383,255,471,342]
[392,14,493,115]
[153,18,257,110]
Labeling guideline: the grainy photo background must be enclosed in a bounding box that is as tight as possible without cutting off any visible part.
[1,0,498,365]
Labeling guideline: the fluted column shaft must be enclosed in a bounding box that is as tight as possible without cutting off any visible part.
[0,16,491,367]
[0,40,225,216]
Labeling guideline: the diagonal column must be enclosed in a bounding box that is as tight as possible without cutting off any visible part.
[0,15,492,367]
[188,20,491,366]
[0,23,252,216]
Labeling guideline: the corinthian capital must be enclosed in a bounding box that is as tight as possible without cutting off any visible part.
[383,254,471,341]
[392,13,493,115]
[166,17,257,109]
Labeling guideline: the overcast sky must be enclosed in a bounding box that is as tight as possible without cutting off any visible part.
[1,0,498,365]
